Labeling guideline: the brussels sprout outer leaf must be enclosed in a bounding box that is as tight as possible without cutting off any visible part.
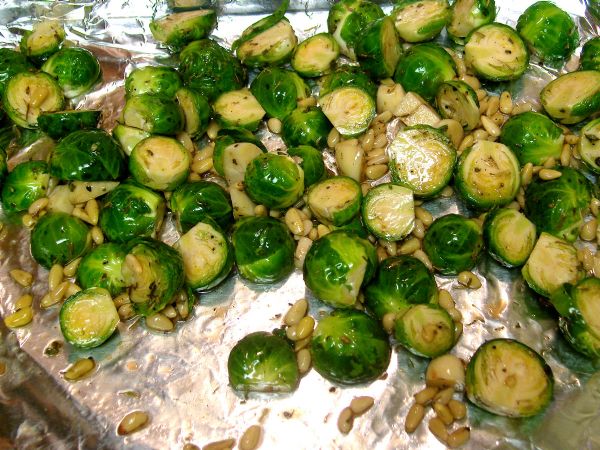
[41,47,102,98]
[580,37,600,71]
[125,66,182,99]
[0,48,35,96]
[37,110,101,140]
[250,68,309,120]
[77,243,127,296]
[355,16,402,79]
[1,160,50,213]
[170,180,233,232]
[281,106,332,149]
[287,145,325,187]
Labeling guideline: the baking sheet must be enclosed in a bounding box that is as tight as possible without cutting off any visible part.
[1,1,600,449]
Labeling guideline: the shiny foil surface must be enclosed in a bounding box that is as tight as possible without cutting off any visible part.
[1,1,599,449]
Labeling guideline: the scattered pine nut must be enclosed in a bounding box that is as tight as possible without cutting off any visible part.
[91,226,104,245]
[398,237,421,255]
[239,425,262,450]
[202,439,236,450]
[580,219,597,241]
[117,410,149,435]
[286,316,314,341]
[433,387,454,405]
[382,312,397,334]
[414,386,439,405]
[520,163,533,186]
[428,417,449,444]
[433,402,454,426]
[457,271,482,289]
[146,313,174,332]
[4,307,33,328]
[440,186,454,198]
[284,299,308,326]
[297,348,311,374]
[415,207,433,227]
[412,250,433,271]
[405,403,425,433]
[538,168,562,180]
[63,257,81,278]
[63,357,95,380]
[10,269,33,287]
[22,213,36,228]
[337,407,354,434]
[267,117,282,134]
[499,91,513,114]
[15,294,33,310]
[28,197,49,216]
[448,399,467,420]
[350,396,374,416]
[447,427,470,448]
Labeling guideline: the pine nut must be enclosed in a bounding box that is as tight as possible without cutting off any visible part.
[433,402,454,425]
[366,153,388,166]
[15,294,33,310]
[373,122,386,135]
[337,407,354,434]
[376,111,393,123]
[415,207,433,226]
[414,386,438,405]
[350,396,374,416]
[327,128,340,148]
[377,246,388,262]
[28,197,49,216]
[146,313,174,332]
[63,357,95,380]
[4,307,33,328]
[481,115,500,137]
[298,97,317,108]
[373,133,388,149]
[405,403,425,433]
[85,199,99,225]
[379,239,397,257]
[457,271,481,289]
[447,307,463,323]
[438,119,464,149]
[297,348,311,374]
[65,282,81,298]
[461,75,481,90]
[125,254,143,275]
[412,250,433,271]
[426,354,465,389]
[113,293,131,308]
[284,299,308,326]
[591,198,600,217]
[593,256,600,278]
[365,164,388,180]
[294,237,312,269]
[440,186,454,198]
[560,143,571,167]
[448,399,467,420]
[398,237,420,255]
[188,172,201,181]
[458,134,474,153]
[183,444,200,450]
[520,163,533,186]
[543,157,556,169]
[239,425,262,450]
[412,219,425,239]
[360,129,375,151]
[286,316,314,341]
[252,204,267,217]
[207,121,220,140]
[516,189,526,209]
[0,362,5,376]
[317,224,330,238]
[486,96,499,117]
[269,209,281,219]
[118,303,135,320]
[192,158,214,174]
[433,387,454,405]
[428,417,449,443]
[22,213,36,228]
[447,427,470,448]
[117,410,149,435]
[582,249,595,272]
[490,111,506,126]
[176,299,190,320]
[202,439,236,450]
[162,305,177,319]
[565,134,579,145]
[50,280,69,305]
[10,269,33,287]
[195,143,214,161]
[267,117,282,134]
[91,226,104,245]
[438,289,455,311]
[499,91,513,114]
[285,208,304,235]
[294,335,311,352]
[511,102,533,115]
[63,258,81,278]
[476,89,487,101]
[580,219,598,241]
[538,168,562,180]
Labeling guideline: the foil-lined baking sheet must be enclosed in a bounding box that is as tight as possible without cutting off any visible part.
[1,1,599,449]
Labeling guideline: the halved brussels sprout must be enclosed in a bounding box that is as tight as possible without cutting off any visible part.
[112,124,151,156]
[213,88,265,131]
[67,181,119,205]
[244,153,304,210]
[1,160,49,214]
[3,72,64,128]
[524,167,592,243]
[0,49,34,96]
[303,230,377,308]
[150,9,217,51]
[311,309,391,385]
[250,68,309,120]
[231,216,295,284]
[20,20,65,65]
[321,86,376,138]
[129,136,190,191]
[365,255,438,320]
[483,208,536,268]
[436,80,480,131]
[319,66,377,100]
[516,1,578,63]
[37,110,101,140]
[50,129,126,181]
[395,304,456,358]
[125,66,182,99]
[388,125,457,198]
[99,180,165,243]
[327,0,384,60]
[237,19,297,68]
[578,117,600,174]
[175,87,210,139]
[540,71,600,125]
[307,176,362,226]
[448,0,496,44]
[580,37,600,71]
[121,94,184,135]
[393,43,457,103]
[212,128,266,177]
[391,0,450,43]
[355,16,402,79]
[228,331,299,393]
[423,214,484,275]
[287,145,325,187]
[466,339,554,417]
[179,39,247,102]
[220,142,265,187]
[281,106,332,149]
[30,212,91,269]
[362,183,415,241]
[170,180,233,232]
[42,47,102,98]
[291,33,340,78]
[464,23,529,81]
[77,243,127,296]
[331,214,369,239]
[522,232,580,298]
[59,287,119,348]
[499,111,564,166]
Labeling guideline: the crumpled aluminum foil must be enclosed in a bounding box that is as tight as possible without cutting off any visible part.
[1,1,599,449]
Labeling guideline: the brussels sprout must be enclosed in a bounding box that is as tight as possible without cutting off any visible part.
[30,212,91,269]
[522,232,581,298]
[0,147,6,189]
[516,1,578,63]
[121,94,184,135]
[122,237,185,316]
[250,68,310,120]
[327,0,385,60]
[216,142,266,186]
[112,124,151,156]
[244,153,304,210]
[524,167,592,242]
[578,117,600,174]
[303,230,377,308]
[178,39,247,102]
[464,23,529,81]
[331,214,369,239]
[311,309,390,385]
[150,10,217,51]
[49,129,126,182]
[455,141,521,210]
[551,278,600,358]
[213,88,266,131]
[67,181,119,205]
[395,304,456,358]
[391,0,450,43]
[321,86,376,138]
[319,66,378,100]
[37,110,101,140]
[1,160,50,213]
[355,16,402,79]
[291,33,340,78]
[42,47,102,98]
[365,255,438,320]
[59,287,119,348]
[231,216,295,284]
[99,180,166,243]
[0,48,34,96]
[287,145,325,187]
[540,71,600,124]
[168,0,208,10]
[76,243,127,296]
[237,19,297,68]
[212,128,266,177]
[362,183,415,241]
[388,125,456,198]
[393,43,457,103]
[466,339,554,417]
[20,20,65,65]
[483,208,536,268]
[435,80,480,131]
[2,72,64,128]
[175,87,210,139]
[170,180,233,232]
[580,37,600,71]
[499,112,564,166]
[281,106,332,149]
[448,0,496,44]
[129,136,190,191]
[307,176,362,227]
[125,66,182,99]
[228,331,299,393]
[423,214,484,275]
[175,219,233,291]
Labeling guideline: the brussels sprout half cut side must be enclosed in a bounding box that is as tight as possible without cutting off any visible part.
[580,37,600,71]
[448,0,496,44]
[320,87,376,138]
[291,33,340,78]
[307,176,362,227]
[250,68,310,120]
[219,142,265,187]
[483,208,536,268]
[37,110,101,140]
[20,20,65,64]
[112,124,151,156]
[122,94,184,135]
[42,47,102,98]
[578,117,600,174]
[466,339,554,418]
[237,19,298,68]
[391,0,450,43]
[540,71,600,125]
[59,287,119,348]
[0,49,35,96]
[125,66,182,99]
[355,16,402,79]
[435,80,480,131]
[281,106,332,150]
[213,88,266,131]
[395,304,456,358]
[77,243,127,296]
[319,66,378,100]
[1,160,50,214]
[362,183,415,241]
[170,180,233,232]
[150,9,217,51]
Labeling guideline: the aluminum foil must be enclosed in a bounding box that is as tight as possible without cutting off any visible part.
[1,1,599,449]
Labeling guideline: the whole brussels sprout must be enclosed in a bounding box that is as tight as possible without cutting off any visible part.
[49,129,127,182]
[250,68,310,120]
[38,110,101,140]
[580,37,600,71]
[303,230,377,308]
[1,160,50,213]
[20,20,65,65]
[77,242,127,296]
[231,216,295,284]
[42,47,102,98]
[319,66,377,100]
[287,145,325,188]
[0,49,34,96]
[170,180,233,232]
[448,0,496,44]
[30,212,91,269]
[355,16,402,79]
[281,106,332,149]
[391,0,450,43]
[125,66,182,99]
[175,87,211,139]
[121,94,184,135]
[423,214,484,275]
[311,309,391,385]
[150,9,217,51]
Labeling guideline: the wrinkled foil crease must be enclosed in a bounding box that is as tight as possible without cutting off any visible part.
[0,1,599,449]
